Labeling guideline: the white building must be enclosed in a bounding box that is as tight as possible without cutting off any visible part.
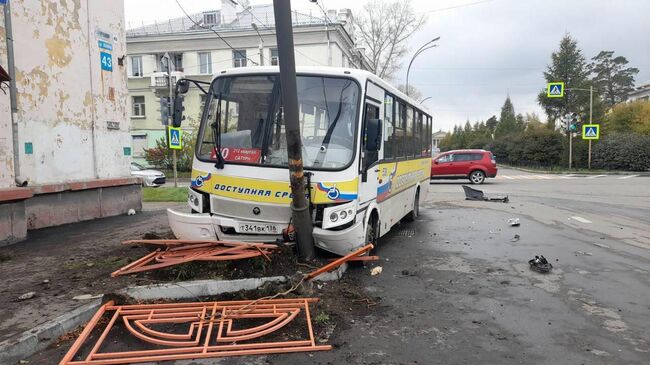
[431,130,448,155]
[126,0,370,164]
[628,81,650,102]
[0,0,140,245]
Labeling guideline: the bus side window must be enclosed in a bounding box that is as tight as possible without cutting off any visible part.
[364,102,380,167]
[405,106,414,158]
[384,94,394,159]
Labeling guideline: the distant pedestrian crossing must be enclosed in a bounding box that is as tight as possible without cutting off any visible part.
[495,174,641,180]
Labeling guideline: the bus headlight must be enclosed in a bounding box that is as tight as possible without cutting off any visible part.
[322,201,356,229]
[188,188,204,213]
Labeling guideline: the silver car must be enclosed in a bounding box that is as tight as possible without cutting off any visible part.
[130,162,166,187]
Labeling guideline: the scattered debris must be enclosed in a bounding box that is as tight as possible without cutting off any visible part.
[127,208,136,216]
[18,292,36,301]
[59,299,331,364]
[72,294,103,301]
[42,279,50,284]
[111,240,278,277]
[574,251,593,256]
[370,266,383,276]
[352,298,378,308]
[462,185,509,203]
[507,218,520,227]
[304,244,373,281]
[528,255,553,273]
[489,230,501,234]
[511,234,520,242]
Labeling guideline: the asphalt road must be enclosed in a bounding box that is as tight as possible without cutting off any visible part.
[256,167,650,365]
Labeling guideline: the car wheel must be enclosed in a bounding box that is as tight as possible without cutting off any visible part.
[469,170,486,184]
[404,188,419,222]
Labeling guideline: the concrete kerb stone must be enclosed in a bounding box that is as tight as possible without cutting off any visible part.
[0,264,349,363]
[0,299,102,365]
[502,164,650,176]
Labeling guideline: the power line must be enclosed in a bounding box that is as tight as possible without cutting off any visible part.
[174,0,259,66]
[421,0,495,14]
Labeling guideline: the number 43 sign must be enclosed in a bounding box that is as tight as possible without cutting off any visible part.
[100,52,113,72]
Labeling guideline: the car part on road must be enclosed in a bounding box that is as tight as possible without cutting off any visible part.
[370,266,383,276]
[528,255,553,273]
[59,298,330,365]
[462,185,509,203]
[510,234,520,242]
[304,243,373,281]
[111,240,278,277]
[508,218,520,226]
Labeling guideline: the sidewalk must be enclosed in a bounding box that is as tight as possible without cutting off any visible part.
[502,164,650,176]
[0,203,184,345]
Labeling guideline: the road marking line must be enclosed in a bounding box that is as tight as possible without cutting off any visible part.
[501,176,514,179]
[518,175,531,179]
[617,175,638,179]
[587,174,607,179]
[570,216,592,224]
[537,175,552,179]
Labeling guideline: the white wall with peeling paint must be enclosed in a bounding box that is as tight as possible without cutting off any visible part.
[1,0,130,186]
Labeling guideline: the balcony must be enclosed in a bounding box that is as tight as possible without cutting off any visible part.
[150,71,184,90]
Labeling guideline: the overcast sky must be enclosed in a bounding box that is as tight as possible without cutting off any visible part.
[125,0,650,132]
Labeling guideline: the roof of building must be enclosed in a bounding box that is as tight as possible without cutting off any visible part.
[629,80,650,96]
[127,5,332,37]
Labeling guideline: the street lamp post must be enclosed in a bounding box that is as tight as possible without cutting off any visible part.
[420,96,432,103]
[251,23,264,66]
[406,36,440,96]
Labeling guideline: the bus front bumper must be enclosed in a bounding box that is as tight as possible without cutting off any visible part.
[167,208,366,256]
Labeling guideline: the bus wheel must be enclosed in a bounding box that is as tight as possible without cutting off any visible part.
[404,188,419,222]
[366,213,379,252]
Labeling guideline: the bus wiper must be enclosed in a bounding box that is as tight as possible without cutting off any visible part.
[211,92,225,169]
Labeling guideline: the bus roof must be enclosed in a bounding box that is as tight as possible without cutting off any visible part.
[212,66,431,115]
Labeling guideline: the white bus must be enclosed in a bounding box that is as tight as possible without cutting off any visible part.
[168,66,433,255]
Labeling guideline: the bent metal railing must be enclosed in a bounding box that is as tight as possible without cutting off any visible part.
[60,298,330,364]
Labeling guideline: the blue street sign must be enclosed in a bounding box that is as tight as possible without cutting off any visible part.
[100,52,112,71]
[168,127,182,150]
[582,124,600,140]
[0,0,7,5]
[98,40,113,51]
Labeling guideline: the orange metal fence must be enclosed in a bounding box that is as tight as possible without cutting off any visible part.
[59,298,330,364]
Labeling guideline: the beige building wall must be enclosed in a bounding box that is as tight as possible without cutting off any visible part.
[0,0,130,185]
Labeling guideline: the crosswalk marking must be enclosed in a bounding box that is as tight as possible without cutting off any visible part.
[617,175,638,179]
[587,174,607,179]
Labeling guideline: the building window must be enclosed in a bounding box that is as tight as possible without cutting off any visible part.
[198,52,212,74]
[233,50,247,67]
[132,96,145,117]
[203,12,217,26]
[131,56,143,77]
[173,53,183,71]
[270,49,279,66]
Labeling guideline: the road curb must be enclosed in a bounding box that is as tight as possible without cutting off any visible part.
[0,299,102,365]
[3,264,349,363]
[502,165,650,176]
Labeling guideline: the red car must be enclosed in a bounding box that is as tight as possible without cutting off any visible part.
[431,149,497,184]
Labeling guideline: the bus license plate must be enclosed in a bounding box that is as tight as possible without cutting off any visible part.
[236,223,279,234]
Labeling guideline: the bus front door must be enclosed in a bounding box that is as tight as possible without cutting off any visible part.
[358,101,381,212]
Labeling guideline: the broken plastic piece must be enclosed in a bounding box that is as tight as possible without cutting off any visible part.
[462,185,509,203]
[112,240,277,277]
[528,255,553,273]
[511,234,520,242]
[59,298,331,364]
[508,218,520,227]
[370,266,383,276]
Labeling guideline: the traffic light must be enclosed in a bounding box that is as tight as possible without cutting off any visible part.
[172,95,185,128]
[569,112,579,132]
[156,96,171,125]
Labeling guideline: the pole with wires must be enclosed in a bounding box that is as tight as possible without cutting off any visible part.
[273,0,315,260]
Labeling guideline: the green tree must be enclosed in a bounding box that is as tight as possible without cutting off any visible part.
[606,100,650,135]
[494,96,518,137]
[485,115,498,133]
[537,34,592,128]
[589,51,639,109]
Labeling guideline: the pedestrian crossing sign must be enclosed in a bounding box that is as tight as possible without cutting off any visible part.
[547,82,564,98]
[168,127,182,149]
[582,124,599,140]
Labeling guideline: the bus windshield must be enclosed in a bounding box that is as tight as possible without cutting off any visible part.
[197,75,359,170]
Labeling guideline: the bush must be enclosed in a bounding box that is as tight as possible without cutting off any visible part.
[592,133,650,171]
[144,129,197,172]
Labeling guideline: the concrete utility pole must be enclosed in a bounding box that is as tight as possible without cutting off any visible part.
[165,53,178,187]
[588,85,593,169]
[4,1,21,185]
[273,0,315,260]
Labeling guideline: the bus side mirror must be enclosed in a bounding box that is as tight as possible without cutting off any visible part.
[366,118,382,151]
[172,95,185,128]
[176,79,190,94]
